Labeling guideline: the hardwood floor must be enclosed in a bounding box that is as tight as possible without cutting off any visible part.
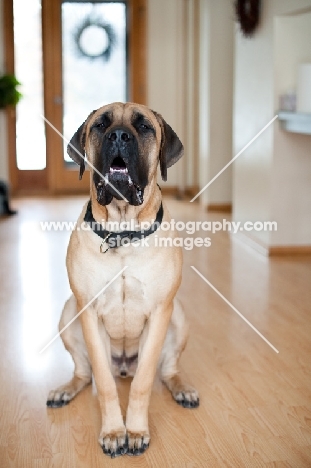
[0,196,310,467]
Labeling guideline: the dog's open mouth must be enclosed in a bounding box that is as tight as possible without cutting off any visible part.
[107,156,134,187]
[109,156,129,176]
[96,156,144,205]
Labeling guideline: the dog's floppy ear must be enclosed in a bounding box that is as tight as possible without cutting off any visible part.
[152,111,184,181]
[67,110,96,180]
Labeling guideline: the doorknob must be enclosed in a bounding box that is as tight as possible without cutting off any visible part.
[54,96,63,105]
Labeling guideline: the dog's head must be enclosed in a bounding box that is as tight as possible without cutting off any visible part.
[67,102,184,206]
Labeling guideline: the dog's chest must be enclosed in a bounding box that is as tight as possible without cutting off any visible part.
[96,273,149,340]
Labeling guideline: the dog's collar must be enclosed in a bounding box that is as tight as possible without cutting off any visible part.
[84,200,164,253]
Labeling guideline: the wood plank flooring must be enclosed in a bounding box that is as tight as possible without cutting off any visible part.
[0,196,310,467]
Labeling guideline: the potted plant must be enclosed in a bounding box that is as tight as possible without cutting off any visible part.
[0,74,21,216]
[0,73,22,109]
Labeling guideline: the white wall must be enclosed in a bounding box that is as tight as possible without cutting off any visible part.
[207,0,234,206]
[274,12,311,97]
[272,11,311,245]
[194,0,235,205]
[147,0,186,188]
[198,0,210,205]
[0,0,9,182]
[147,0,234,201]
[233,0,311,248]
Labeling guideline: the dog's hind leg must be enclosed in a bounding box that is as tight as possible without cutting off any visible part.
[159,298,199,408]
[47,295,92,408]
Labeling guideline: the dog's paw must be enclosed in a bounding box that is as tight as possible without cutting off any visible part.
[162,375,200,409]
[99,430,128,458]
[47,376,91,408]
[46,388,73,408]
[126,431,150,456]
[172,386,200,408]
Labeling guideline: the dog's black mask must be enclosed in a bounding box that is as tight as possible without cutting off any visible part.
[93,125,148,206]
[67,104,184,207]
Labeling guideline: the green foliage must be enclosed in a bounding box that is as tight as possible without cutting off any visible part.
[0,74,22,109]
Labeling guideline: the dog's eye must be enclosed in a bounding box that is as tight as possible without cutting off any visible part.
[92,122,108,132]
[140,124,150,130]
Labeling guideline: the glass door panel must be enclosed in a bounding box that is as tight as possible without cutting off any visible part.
[62,1,127,163]
[13,0,46,172]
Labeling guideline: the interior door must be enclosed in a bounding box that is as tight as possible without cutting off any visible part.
[5,0,146,194]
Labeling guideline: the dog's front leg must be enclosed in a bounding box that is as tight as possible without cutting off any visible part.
[79,307,127,458]
[125,302,173,456]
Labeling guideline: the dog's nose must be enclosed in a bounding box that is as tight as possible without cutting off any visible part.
[108,129,132,143]
[120,370,127,377]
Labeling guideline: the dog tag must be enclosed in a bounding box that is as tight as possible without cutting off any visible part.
[100,233,112,253]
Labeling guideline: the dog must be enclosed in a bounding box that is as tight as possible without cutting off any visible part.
[47,102,199,457]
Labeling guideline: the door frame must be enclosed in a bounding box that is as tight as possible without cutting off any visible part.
[3,0,147,195]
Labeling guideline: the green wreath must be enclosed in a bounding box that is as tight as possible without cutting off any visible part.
[73,17,116,61]
[235,0,261,38]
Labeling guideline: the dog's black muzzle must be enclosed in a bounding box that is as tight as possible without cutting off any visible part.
[93,126,148,206]
[107,127,134,145]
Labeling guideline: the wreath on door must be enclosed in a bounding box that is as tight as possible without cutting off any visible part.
[235,0,261,37]
[73,16,116,61]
